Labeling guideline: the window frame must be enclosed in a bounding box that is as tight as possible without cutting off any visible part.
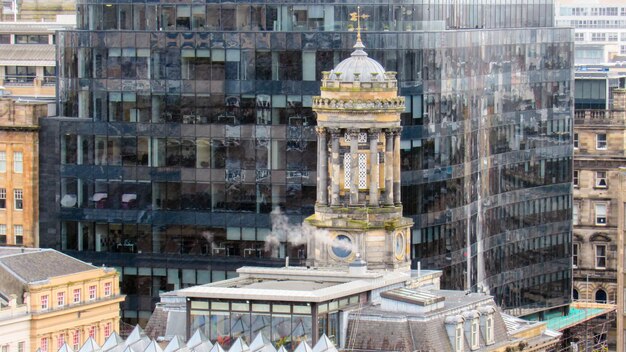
[73,288,81,304]
[573,243,579,268]
[595,244,607,269]
[0,151,6,172]
[596,133,607,150]
[573,133,579,148]
[40,337,48,352]
[13,224,23,245]
[455,324,464,352]
[13,151,23,173]
[40,294,49,311]
[104,282,112,297]
[595,203,607,225]
[57,291,65,308]
[470,319,480,350]
[88,285,97,301]
[573,170,579,187]
[595,171,607,188]
[0,188,6,209]
[14,189,23,210]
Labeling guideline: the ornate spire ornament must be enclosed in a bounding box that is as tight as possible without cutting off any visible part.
[349,6,369,50]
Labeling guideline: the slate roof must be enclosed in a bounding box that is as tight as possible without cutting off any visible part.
[0,247,97,283]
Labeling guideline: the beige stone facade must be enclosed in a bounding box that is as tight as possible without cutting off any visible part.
[0,98,46,247]
[0,248,125,352]
[574,87,626,347]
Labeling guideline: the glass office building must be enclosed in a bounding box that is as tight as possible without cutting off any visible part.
[42,0,573,324]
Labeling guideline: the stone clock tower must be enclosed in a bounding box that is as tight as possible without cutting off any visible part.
[305,36,412,271]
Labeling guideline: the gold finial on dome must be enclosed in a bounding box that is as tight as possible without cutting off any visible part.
[349,6,369,49]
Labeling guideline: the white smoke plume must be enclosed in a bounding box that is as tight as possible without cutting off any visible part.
[264,208,356,256]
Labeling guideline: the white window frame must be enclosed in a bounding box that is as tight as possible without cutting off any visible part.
[88,326,96,339]
[57,291,65,308]
[595,203,607,225]
[73,288,81,304]
[596,133,607,150]
[470,319,480,350]
[0,225,6,244]
[13,151,23,173]
[104,322,112,338]
[455,324,464,352]
[57,334,65,349]
[573,170,579,187]
[72,330,80,351]
[14,189,23,210]
[573,243,579,268]
[573,133,579,149]
[486,315,494,345]
[40,337,48,352]
[595,171,607,188]
[40,294,49,311]
[595,244,607,269]
[88,285,97,301]
[104,282,112,297]
[0,188,6,209]
[13,224,23,245]
[0,151,6,173]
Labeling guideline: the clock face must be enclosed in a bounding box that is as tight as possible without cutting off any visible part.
[331,234,353,259]
[394,231,406,260]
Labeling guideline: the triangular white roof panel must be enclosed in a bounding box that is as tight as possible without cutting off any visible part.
[79,337,101,352]
[293,342,313,352]
[58,343,74,352]
[164,336,187,352]
[187,330,208,348]
[102,333,124,352]
[228,338,249,352]
[312,335,337,352]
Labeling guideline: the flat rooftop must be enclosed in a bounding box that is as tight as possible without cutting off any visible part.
[177,266,441,303]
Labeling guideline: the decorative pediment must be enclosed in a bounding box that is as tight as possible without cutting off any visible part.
[590,232,611,242]
[573,234,584,243]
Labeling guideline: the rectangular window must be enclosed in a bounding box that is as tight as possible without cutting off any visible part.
[0,188,6,209]
[57,334,65,349]
[574,32,585,41]
[89,285,97,300]
[0,225,6,244]
[596,171,607,188]
[596,244,607,269]
[57,291,65,307]
[455,325,463,351]
[73,288,81,303]
[597,133,607,149]
[104,322,112,338]
[573,133,579,149]
[72,330,80,350]
[41,337,48,352]
[14,225,23,245]
[486,316,494,344]
[573,170,579,187]
[40,294,49,310]
[471,320,479,349]
[14,189,23,210]
[595,203,607,225]
[88,326,96,339]
[18,342,24,352]
[573,203,579,225]
[13,151,23,173]
[104,282,112,296]
[0,151,5,172]
[573,243,579,268]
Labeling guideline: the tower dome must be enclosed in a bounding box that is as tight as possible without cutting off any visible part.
[328,39,386,82]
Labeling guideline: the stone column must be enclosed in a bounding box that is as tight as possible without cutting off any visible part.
[330,129,341,206]
[316,127,328,205]
[384,129,394,205]
[368,129,380,206]
[349,129,359,205]
[393,128,402,205]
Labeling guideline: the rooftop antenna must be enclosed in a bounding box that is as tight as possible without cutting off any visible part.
[349,6,369,49]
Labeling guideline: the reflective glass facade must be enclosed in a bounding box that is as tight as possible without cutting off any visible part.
[43,0,573,323]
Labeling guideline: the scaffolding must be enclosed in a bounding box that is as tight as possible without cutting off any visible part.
[550,302,616,352]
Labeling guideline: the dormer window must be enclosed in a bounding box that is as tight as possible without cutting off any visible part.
[479,306,496,346]
[486,315,494,344]
[471,318,480,350]
[455,324,464,352]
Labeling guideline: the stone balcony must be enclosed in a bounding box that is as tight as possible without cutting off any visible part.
[574,109,626,126]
